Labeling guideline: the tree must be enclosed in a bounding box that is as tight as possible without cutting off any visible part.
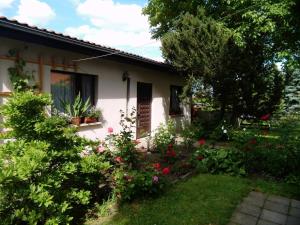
[285,69,300,112]
[161,9,230,81]
[144,0,296,120]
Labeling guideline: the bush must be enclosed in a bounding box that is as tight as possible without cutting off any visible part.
[0,91,111,225]
[105,109,139,168]
[153,120,176,152]
[192,146,246,176]
[112,167,165,201]
[1,91,51,140]
[244,136,300,179]
[180,123,204,149]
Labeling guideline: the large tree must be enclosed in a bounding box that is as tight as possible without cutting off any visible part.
[144,0,298,119]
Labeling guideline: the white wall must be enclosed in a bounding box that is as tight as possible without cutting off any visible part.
[0,37,191,140]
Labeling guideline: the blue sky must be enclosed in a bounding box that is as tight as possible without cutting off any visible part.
[0,0,163,61]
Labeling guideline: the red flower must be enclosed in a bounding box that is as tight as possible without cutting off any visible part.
[162,167,171,175]
[107,127,114,133]
[260,114,270,121]
[153,163,161,170]
[249,138,257,145]
[166,149,176,157]
[197,155,204,161]
[168,144,173,149]
[115,156,123,163]
[198,138,206,145]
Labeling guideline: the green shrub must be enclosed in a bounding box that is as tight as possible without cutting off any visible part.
[105,109,139,168]
[1,91,51,140]
[244,137,300,179]
[153,120,176,152]
[192,147,246,176]
[0,91,112,225]
[181,123,204,149]
[112,167,165,201]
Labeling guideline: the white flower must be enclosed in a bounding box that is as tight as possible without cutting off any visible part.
[221,126,224,130]
[243,128,246,131]
[223,129,227,134]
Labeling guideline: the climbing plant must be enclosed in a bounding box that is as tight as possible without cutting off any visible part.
[7,48,37,92]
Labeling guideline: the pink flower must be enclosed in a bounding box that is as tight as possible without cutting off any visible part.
[115,156,123,163]
[97,146,105,153]
[198,139,206,145]
[152,176,159,183]
[162,167,170,175]
[107,127,114,133]
[260,114,270,121]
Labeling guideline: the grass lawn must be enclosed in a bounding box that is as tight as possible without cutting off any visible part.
[86,174,300,225]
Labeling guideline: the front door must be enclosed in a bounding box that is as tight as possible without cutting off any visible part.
[136,82,152,138]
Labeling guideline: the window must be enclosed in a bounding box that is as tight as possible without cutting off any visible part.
[169,85,183,115]
[51,71,96,111]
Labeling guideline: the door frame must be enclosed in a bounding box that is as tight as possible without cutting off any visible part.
[136,82,152,139]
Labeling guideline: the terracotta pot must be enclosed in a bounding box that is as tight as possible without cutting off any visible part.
[84,117,97,124]
[71,117,81,126]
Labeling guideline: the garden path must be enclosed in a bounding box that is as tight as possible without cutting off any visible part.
[229,191,300,225]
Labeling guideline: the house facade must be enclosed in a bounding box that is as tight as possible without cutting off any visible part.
[0,17,191,140]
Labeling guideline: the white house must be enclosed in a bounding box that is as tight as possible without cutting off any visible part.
[0,17,191,141]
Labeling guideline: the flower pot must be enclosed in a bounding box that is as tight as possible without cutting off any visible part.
[71,117,81,126]
[84,117,97,124]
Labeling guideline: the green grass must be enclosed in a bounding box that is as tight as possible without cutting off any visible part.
[86,174,300,225]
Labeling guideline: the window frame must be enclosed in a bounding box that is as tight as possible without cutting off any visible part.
[50,70,97,111]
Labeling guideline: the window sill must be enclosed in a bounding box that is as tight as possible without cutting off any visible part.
[76,122,102,128]
[169,114,184,118]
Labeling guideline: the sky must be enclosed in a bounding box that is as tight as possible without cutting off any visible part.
[0,0,163,61]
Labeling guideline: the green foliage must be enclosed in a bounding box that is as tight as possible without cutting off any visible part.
[106,109,138,168]
[0,91,112,225]
[144,0,297,120]
[112,167,165,201]
[209,120,231,142]
[285,69,300,112]
[161,8,230,80]
[144,0,300,58]
[181,123,204,149]
[153,120,176,152]
[86,106,102,118]
[7,48,37,92]
[61,93,91,118]
[243,136,300,179]
[192,147,246,176]
[0,91,52,140]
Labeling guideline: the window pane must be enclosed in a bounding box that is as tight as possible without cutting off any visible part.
[51,72,76,111]
[80,75,95,105]
[170,85,183,115]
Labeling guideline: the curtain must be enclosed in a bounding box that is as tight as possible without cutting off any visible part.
[51,72,76,112]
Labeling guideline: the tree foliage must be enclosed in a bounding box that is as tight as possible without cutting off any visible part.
[144,0,297,119]
[285,69,300,112]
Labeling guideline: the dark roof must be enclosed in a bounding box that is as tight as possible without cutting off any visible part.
[0,17,174,72]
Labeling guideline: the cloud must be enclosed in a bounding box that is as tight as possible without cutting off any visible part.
[65,0,162,61]
[0,0,15,13]
[14,0,56,26]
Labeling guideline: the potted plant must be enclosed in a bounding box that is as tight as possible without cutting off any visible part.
[84,106,102,123]
[61,93,91,126]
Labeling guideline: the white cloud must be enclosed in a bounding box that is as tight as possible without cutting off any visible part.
[0,0,14,13]
[65,0,162,61]
[14,0,55,26]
